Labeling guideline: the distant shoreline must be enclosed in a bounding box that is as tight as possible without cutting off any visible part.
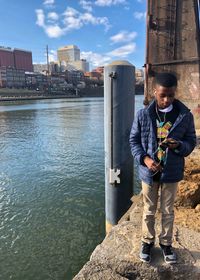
[0,95,81,102]
[0,86,144,102]
[0,88,99,102]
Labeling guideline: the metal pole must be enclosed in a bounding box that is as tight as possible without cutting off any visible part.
[46,45,50,93]
[144,0,151,106]
[104,60,135,233]
[46,45,50,75]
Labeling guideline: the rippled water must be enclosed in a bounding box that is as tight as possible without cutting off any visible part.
[0,96,143,280]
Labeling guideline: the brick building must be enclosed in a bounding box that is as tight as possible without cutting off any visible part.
[0,46,33,71]
[13,49,33,72]
[0,47,15,68]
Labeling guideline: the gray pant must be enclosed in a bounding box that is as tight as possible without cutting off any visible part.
[142,181,178,246]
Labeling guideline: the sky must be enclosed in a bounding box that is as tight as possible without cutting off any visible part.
[0,0,147,70]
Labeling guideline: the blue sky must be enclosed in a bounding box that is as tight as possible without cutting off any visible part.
[0,0,146,70]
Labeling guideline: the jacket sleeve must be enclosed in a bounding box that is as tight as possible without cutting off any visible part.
[129,110,148,165]
[174,112,196,157]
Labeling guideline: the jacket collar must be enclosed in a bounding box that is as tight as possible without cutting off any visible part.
[146,99,190,116]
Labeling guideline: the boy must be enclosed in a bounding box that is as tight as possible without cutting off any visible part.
[129,72,196,264]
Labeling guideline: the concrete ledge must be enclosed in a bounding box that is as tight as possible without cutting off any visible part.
[73,195,200,280]
[74,138,200,280]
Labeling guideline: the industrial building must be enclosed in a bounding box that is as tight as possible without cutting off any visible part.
[13,49,33,72]
[0,46,33,88]
[0,47,15,68]
[0,46,33,71]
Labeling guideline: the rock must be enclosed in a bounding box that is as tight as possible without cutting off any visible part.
[73,196,200,280]
[175,180,200,208]
[195,204,200,212]
[175,147,200,208]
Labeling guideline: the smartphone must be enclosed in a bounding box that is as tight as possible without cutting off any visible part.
[167,140,177,145]
[160,140,177,148]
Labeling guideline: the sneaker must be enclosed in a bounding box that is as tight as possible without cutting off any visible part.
[160,244,177,264]
[139,242,154,263]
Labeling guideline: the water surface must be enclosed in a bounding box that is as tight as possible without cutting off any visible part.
[0,96,143,280]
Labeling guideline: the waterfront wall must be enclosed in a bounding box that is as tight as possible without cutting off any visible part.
[79,86,103,97]
[0,84,144,101]
[0,87,103,101]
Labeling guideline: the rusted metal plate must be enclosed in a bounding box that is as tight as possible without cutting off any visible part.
[145,0,200,128]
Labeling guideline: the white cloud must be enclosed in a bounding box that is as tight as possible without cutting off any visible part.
[110,31,137,44]
[36,9,45,26]
[81,51,111,68]
[79,0,93,12]
[35,7,111,38]
[36,10,63,38]
[49,50,57,62]
[63,8,110,31]
[47,12,59,21]
[107,43,136,57]
[81,43,136,68]
[43,0,55,7]
[45,25,64,38]
[44,0,54,4]
[79,0,127,10]
[95,0,127,6]
[134,11,146,20]
[62,7,82,30]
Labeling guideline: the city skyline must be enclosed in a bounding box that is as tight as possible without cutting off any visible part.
[0,0,146,69]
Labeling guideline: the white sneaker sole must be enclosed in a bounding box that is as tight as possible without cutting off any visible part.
[139,256,151,263]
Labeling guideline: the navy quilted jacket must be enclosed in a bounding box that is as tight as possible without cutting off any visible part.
[129,99,196,185]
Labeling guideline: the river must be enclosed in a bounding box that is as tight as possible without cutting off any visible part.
[0,95,144,280]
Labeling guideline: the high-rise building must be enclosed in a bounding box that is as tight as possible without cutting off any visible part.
[57,45,80,63]
[0,47,15,67]
[0,46,33,71]
[33,63,48,73]
[135,68,144,84]
[68,59,89,72]
[57,45,90,72]
[14,49,33,72]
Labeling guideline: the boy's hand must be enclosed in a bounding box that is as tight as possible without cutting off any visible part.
[143,156,162,172]
[162,138,180,149]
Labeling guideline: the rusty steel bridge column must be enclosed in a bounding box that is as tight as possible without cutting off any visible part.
[145,0,200,128]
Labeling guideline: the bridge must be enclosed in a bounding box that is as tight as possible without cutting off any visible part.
[145,0,200,128]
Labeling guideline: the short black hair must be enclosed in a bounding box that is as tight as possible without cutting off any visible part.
[154,72,177,87]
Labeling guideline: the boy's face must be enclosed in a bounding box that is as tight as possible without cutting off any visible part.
[154,85,176,109]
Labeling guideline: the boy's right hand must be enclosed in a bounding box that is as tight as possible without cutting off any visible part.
[143,156,162,172]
